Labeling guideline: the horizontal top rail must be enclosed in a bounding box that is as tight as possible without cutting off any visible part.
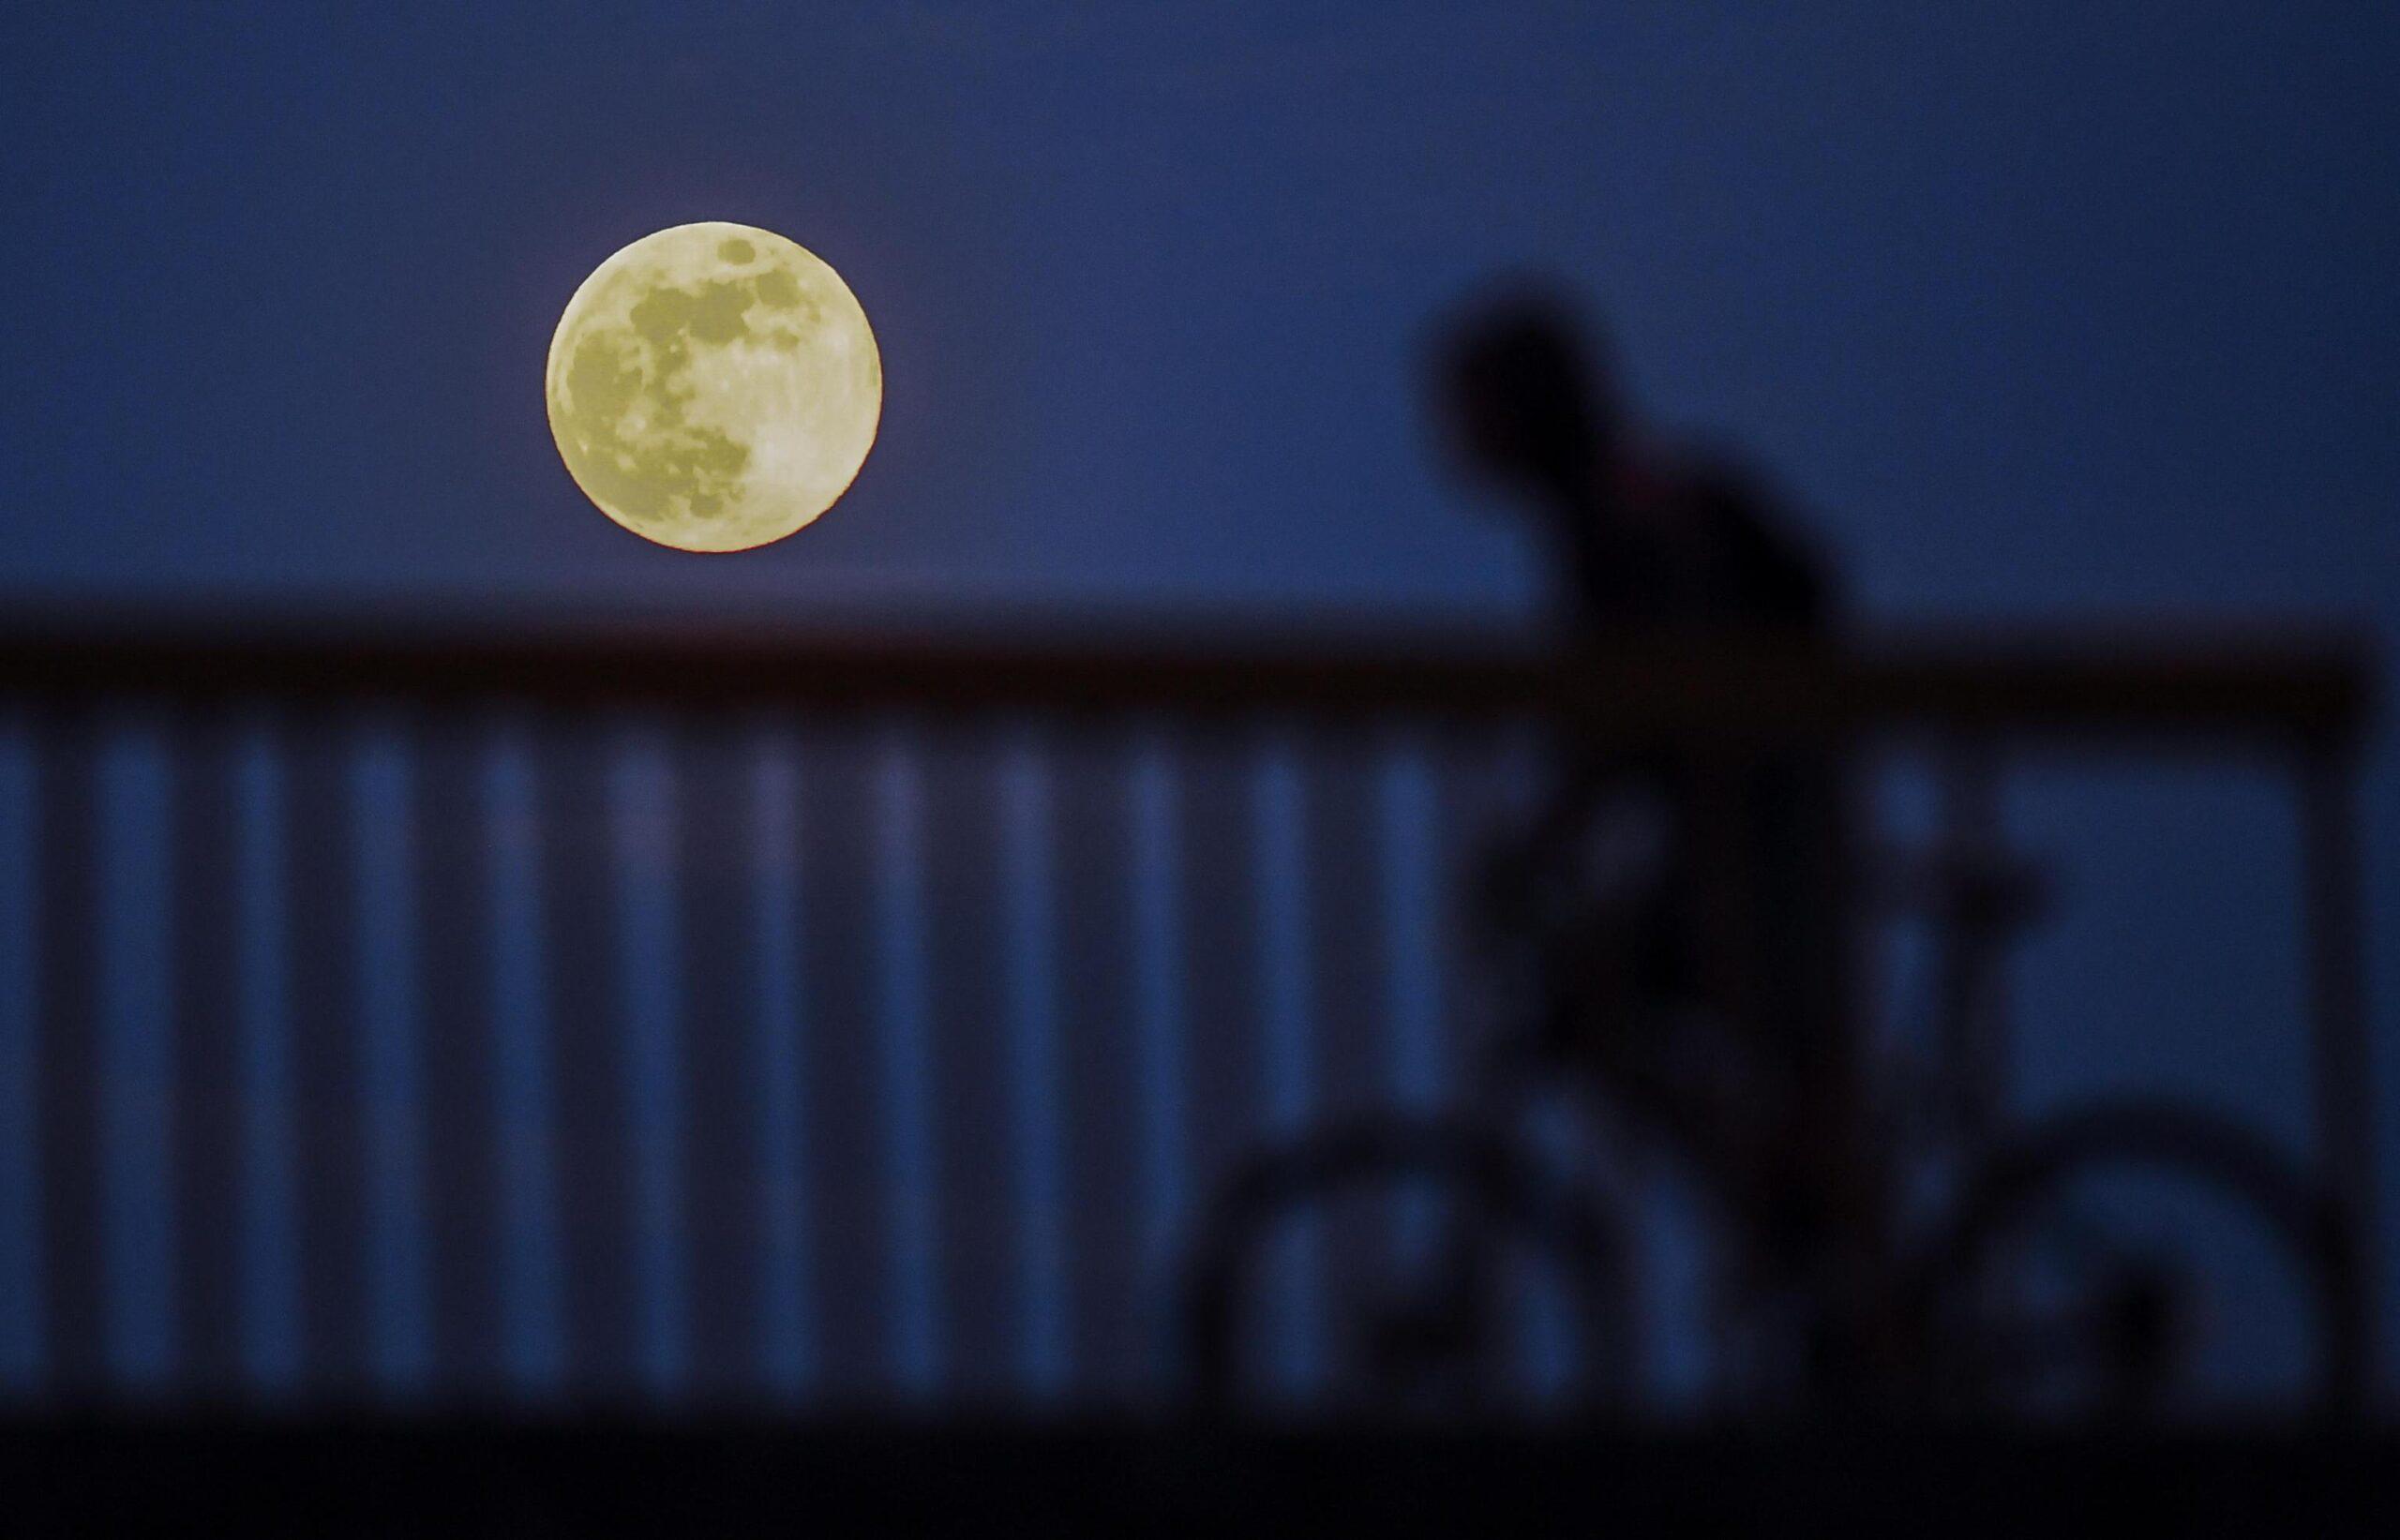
[0,610,2372,747]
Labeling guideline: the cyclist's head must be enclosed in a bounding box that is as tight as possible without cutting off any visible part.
[1432,285,1620,498]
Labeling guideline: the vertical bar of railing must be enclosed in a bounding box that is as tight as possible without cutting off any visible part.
[485,716,564,1395]
[874,723,942,1398]
[1251,731,1319,1396]
[0,720,38,1390]
[2300,743,2374,1413]
[1130,729,1188,1281]
[35,718,99,1393]
[285,725,361,1392]
[1484,725,1578,1399]
[97,717,174,1392]
[608,720,689,1398]
[352,718,431,1395]
[1376,733,1445,1266]
[166,719,235,1392]
[1936,740,2008,1143]
[748,723,812,1398]
[998,729,1070,1398]
[231,717,301,1394]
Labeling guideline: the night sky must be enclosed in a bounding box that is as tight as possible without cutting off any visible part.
[3,3,2395,1387]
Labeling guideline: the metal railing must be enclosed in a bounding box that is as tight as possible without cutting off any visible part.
[0,611,2374,1410]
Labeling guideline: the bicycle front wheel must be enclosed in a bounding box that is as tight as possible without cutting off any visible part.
[1905,1100,2362,1420]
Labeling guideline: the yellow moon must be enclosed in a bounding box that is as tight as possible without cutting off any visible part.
[546,222,881,551]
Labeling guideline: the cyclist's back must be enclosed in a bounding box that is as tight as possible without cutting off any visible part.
[1432,291,1856,1267]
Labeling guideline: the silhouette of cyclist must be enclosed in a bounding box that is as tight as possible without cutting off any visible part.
[1433,290,1873,1385]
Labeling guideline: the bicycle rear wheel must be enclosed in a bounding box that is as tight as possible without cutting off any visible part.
[1182,1114,1640,1420]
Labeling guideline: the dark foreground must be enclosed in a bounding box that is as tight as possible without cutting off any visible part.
[2,1413,2392,1536]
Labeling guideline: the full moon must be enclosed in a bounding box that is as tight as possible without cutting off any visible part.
[546,221,881,551]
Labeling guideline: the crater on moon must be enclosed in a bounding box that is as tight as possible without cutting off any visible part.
[546,221,881,552]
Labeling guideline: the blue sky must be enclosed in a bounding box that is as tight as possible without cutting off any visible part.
[4,4,2390,616]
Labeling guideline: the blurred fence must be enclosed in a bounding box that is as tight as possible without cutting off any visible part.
[0,614,2372,1410]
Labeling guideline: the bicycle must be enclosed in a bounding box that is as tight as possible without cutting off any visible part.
[1182,745,2365,1423]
